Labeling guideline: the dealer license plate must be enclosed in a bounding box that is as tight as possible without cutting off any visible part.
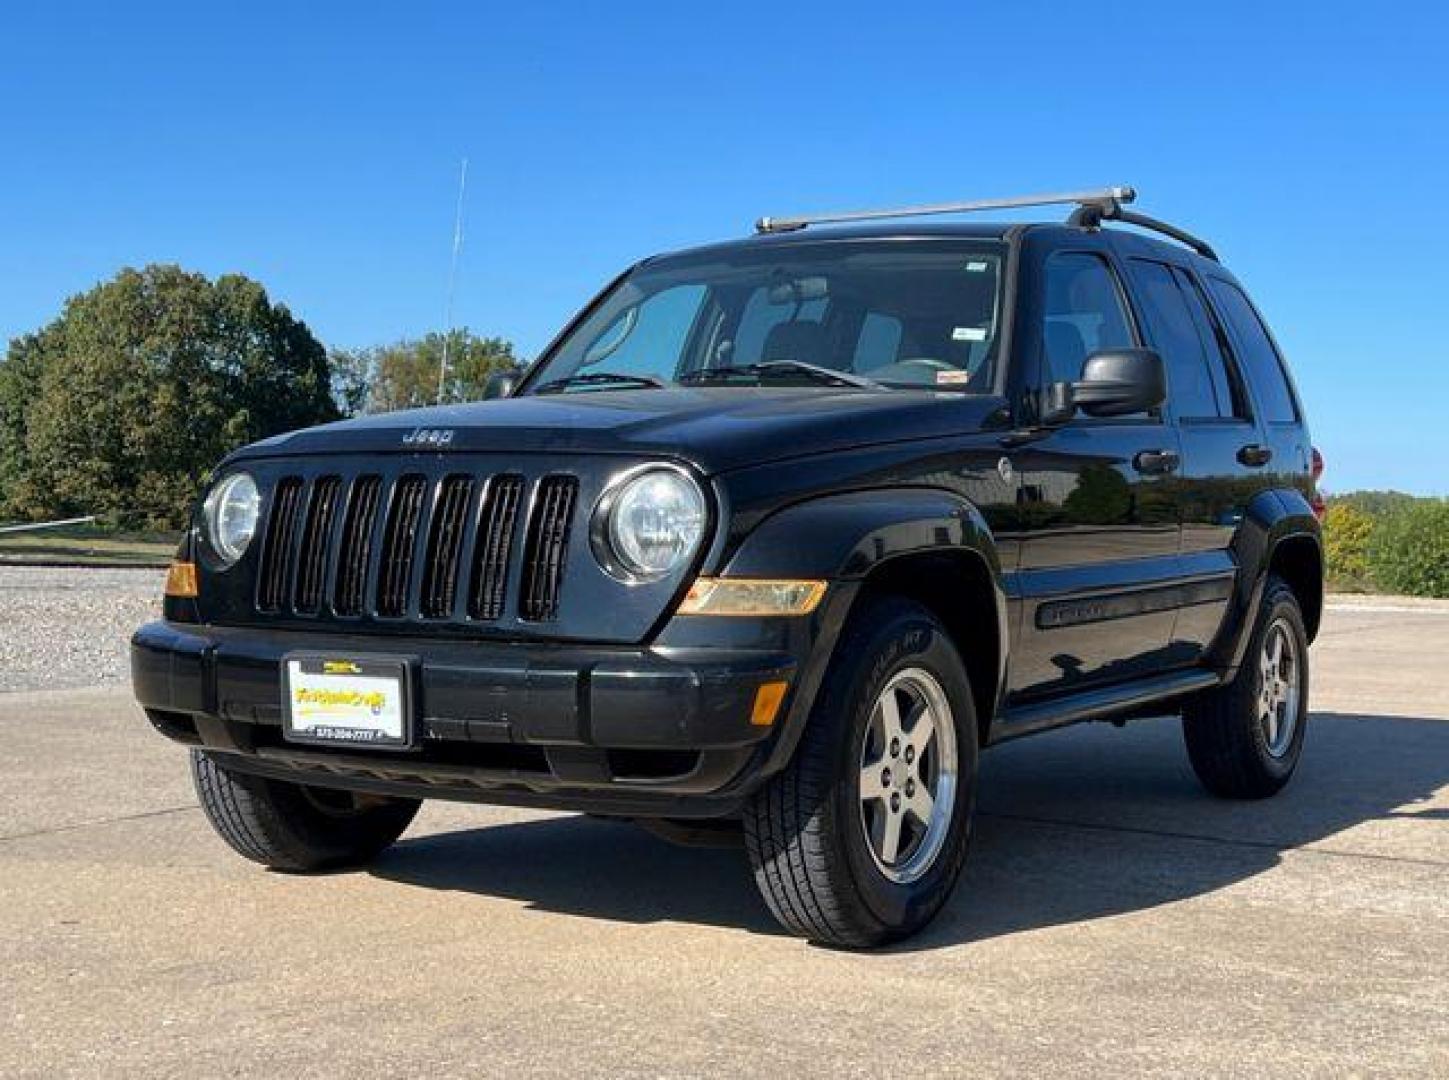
[282,655,412,748]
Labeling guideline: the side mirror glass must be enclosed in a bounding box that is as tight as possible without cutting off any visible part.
[1072,348,1165,418]
[483,369,522,400]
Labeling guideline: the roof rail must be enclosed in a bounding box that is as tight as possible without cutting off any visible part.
[754,186,1136,235]
[1067,200,1220,262]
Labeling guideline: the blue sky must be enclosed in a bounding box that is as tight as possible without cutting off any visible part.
[2,1,1445,493]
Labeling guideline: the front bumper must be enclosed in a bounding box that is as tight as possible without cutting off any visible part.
[131,619,815,818]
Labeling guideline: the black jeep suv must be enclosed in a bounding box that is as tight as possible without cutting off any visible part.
[133,187,1324,947]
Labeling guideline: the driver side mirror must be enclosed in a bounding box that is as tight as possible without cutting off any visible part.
[1074,348,1165,417]
[483,368,522,400]
[1040,348,1166,424]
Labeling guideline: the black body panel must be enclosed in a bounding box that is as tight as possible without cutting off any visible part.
[227,386,1014,477]
[133,617,802,816]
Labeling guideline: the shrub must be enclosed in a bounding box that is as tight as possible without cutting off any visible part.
[1323,502,1375,588]
[1366,501,1449,598]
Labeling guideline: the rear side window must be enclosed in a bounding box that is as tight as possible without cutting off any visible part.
[1041,253,1135,387]
[1127,259,1222,419]
[1173,268,1248,419]
[1206,280,1298,422]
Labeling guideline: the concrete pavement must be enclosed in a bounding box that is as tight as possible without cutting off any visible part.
[1,603,1446,1077]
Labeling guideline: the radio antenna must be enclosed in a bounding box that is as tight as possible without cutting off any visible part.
[437,157,469,404]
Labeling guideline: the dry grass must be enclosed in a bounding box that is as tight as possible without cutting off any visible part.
[0,525,177,567]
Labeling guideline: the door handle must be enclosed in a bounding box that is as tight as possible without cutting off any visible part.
[1133,449,1180,475]
[1237,444,1273,467]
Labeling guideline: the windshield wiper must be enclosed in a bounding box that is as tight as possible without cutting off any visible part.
[679,360,883,390]
[533,372,667,395]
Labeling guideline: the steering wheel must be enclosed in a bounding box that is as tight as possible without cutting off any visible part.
[895,357,955,373]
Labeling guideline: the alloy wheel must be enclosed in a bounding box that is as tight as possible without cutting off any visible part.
[1258,618,1301,758]
[857,667,958,883]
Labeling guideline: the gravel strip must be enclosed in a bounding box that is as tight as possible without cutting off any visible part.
[3,569,1442,695]
[0,567,163,693]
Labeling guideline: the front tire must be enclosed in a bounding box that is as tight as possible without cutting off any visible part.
[1183,576,1310,799]
[743,596,978,948]
[191,751,421,871]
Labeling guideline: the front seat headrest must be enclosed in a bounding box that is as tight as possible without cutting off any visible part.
[761,321,830,369]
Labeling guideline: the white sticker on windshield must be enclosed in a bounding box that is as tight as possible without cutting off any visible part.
[936,370,971,385]
[965,261,990,272]
[952,326,988,342]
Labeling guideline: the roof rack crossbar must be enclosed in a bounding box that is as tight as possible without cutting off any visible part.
[1068,201,1220,262]
[754,186,1136,235]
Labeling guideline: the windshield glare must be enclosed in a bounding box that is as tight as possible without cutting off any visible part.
[527,242,1005,393]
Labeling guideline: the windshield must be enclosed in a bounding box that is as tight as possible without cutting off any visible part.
[524,241,1006,394]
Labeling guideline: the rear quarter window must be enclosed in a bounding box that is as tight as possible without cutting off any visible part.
[1206,279,1299,423]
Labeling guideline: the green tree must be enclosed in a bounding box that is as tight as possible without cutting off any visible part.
[1367,500,1449,598]
[0,329,51,516]
[1332,490,1419,519]
[1323,501,1375,589]
[344,329,518,414]
[0,264,339,528]
[328,346,373,418]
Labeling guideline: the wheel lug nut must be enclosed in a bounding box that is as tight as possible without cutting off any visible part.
[881,768,891,788]
[890,792,901,812]
[889,738,900,758]
[904,745,915,764]
[905,779,916,796]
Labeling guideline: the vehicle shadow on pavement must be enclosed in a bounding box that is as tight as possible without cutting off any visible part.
[371,813,781,934]
[904,711,1449,952]
[371,712,1448,947]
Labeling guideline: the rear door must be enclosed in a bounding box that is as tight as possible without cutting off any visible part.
[1008,242,1183,701]
[1201,274,1312,486]
[1124,257,1254,662]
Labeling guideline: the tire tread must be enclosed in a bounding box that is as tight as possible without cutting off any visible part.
[1183,577,1308,800]
[190,752,419,871]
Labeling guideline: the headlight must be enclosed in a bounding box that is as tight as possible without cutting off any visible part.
[596,468,707,581]
[202,472,260,566]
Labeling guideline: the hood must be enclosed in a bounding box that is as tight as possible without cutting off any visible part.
[229,387,1009,475]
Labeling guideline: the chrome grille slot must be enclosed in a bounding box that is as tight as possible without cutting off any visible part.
[256,477,303,612]
[376,475,428,618]
[333,475,383,617]
[520,475,578,622]
[468,475,524,621]
[294,476,341,614]
[420,475,474,618]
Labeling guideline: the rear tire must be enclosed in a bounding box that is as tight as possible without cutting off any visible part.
[191,751,421,871]
[1183,576,1309,799]
[743,596,978,948]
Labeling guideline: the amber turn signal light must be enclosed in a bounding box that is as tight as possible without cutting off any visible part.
[164,561,198,598]
[751,680,790,727]
[677,578,827,617]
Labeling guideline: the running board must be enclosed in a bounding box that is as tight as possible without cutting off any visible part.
[992,670,1221,743]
